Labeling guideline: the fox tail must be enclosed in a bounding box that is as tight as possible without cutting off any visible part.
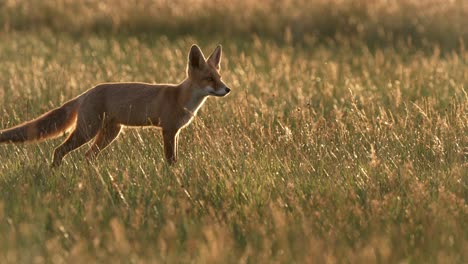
[0,99,79,143]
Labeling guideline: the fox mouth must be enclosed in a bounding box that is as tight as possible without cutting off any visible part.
[210,91,228,97]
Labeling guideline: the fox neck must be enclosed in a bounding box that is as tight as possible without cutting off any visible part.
[177,79,208,115]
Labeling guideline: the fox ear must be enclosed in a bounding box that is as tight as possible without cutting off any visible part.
[207,44,222,69]
[188,44,205,70]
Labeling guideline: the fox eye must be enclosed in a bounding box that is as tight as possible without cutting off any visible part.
[205,77,214,82]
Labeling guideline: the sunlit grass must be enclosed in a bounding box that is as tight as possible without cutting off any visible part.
[0,1,467,263]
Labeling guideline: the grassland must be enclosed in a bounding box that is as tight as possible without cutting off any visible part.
[0,0,466,263]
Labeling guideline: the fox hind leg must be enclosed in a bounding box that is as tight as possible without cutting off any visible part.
[51,117,101,167]
[85,122,122,161]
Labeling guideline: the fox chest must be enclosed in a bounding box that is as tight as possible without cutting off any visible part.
[176,112,196,129]
[172,97,207,129]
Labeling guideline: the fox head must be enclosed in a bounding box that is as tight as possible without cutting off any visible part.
[187,44,231,97]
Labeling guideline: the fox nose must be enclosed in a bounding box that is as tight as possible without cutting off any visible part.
[225,87,231,94]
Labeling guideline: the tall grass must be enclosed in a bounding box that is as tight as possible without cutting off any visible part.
[0,1,466,263]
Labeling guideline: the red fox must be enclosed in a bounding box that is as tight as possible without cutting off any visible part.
[0,45,230,166]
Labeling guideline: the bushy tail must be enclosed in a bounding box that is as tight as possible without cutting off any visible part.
[0,99,79,143]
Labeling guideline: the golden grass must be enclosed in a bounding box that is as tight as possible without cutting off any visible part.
[0,1,466,263]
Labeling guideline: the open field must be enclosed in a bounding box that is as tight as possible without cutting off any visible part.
[0,0,466,263]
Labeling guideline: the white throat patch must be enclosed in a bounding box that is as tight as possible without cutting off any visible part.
[185,92,208,115]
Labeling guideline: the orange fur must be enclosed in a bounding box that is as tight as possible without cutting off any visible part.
[0,99,78,143]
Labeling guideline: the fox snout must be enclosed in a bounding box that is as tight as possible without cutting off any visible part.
[214,86,231,97]
[206,86,231,97]
[221,87,231,96]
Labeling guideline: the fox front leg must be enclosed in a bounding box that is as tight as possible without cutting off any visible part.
[162,129,179,164]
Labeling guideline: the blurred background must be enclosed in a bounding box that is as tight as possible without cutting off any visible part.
[1,0,467,51]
